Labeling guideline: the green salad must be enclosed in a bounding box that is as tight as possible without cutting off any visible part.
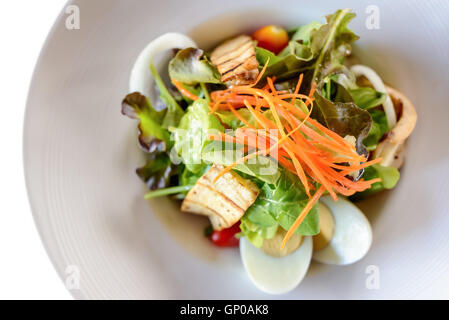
[122,8,415,255]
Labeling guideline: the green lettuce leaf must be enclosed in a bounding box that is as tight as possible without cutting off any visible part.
[150,64,185,128]
[240,171,320,247]
[256,43,314,80]
[168,48,222,85]
[171,99,224,173]
[202,143,281,185]
[255,46,282,66]
[309,9,359,84]
[263,9,358,91]
[291,21,323,44]
[350,164,400,201]
[363,110,389,151]
[238,218,278,248]
[348,87,386,110]
[322,76,353,102]
[214,108,253,130]
[180,164,210,187]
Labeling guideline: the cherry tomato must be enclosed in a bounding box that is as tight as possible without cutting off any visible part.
[210,222,241,247]
[253,25,289,54]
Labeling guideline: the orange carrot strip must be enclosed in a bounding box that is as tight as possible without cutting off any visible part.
[276,94,314,105]
[332,157,383,173]
[227,103,255,129]
[209,97,227,114]
[281,185,326,249]
[267,77,278,97]
[254,96,262,129]
[212,149,267,183]
[243,100,277,129]
[248,58,270,88]
[291,74,304,104]
[171,79,199,101]
[305,82,316,107]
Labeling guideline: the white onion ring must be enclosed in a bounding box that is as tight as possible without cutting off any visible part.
[350,64,397,129]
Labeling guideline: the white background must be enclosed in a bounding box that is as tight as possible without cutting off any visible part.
[0,1,71,299]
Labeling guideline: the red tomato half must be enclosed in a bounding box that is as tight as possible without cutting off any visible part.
[210,222,241,247]
[253,25,289,54]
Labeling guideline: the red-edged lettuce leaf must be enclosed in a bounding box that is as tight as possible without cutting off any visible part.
[121,92,170,152]
[312,91,372,158]
[136,153,177,190]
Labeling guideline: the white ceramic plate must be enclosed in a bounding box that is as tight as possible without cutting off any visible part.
[24,0,449,299]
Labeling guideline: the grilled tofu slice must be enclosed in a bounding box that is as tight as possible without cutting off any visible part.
[210,35,260,86]
[181,165,260,230]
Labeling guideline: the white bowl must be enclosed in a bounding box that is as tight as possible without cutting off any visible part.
[24,0,449,299]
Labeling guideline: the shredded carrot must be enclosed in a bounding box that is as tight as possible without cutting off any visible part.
[209,97,226,114]
[249,58,270,88]
[305,82,316,107]
[171,79,199,101]
[227,103,255,129]
[207,74,382,247]
[291,73,304,104]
